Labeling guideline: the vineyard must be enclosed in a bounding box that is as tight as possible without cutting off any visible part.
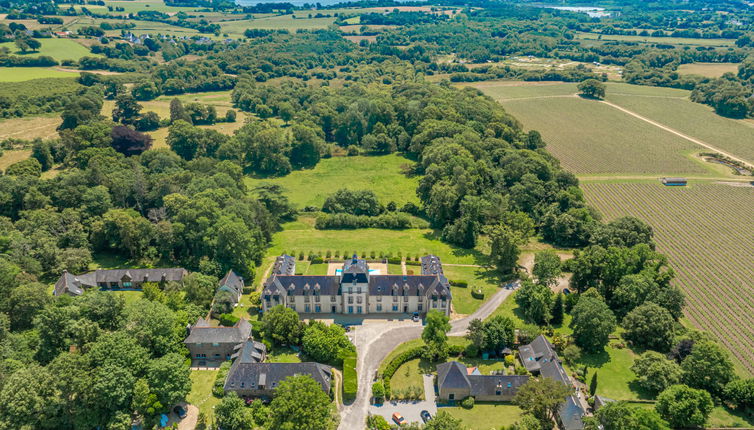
[583,181,754,375]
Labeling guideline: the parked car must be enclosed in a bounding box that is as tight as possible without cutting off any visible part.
[412,312,420,322]
[173,405,187,419]
[392,412,406,425]
[421,410,432,423]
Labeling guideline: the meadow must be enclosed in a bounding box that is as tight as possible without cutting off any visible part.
[0,67,80,82]
[676,62,740,78]
[245,153,421,208]
[575,31,736,47]
[0,115,60,140]
[0,38,95,62]
[583,181,754,376]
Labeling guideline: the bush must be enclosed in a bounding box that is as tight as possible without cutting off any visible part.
[471,287,485,300]
[315,212,413,230]
[242,286,253,295]
[387,257,402,265]
[212,361,232,396]
[448,344,465,356]
[405,260,421,266]
[372,381,385,401]
[218,313,240,327]
[343,352,358,403]
[311,256,324,264]
[450,280,468,288]
[460,396,475,409]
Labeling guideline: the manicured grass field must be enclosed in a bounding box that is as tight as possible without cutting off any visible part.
[0,67,79,82]
[442,265,501,315]
[0,38,95,61]
[583,181,754,376]
[390,358,427,399]
[443,403,523,429]
[246,153,421,208]
[676,62,740,78]
[187,370,221,423]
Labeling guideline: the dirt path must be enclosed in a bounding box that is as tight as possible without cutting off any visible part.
[599,99,754,170]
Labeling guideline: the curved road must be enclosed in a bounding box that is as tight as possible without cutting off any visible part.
[338,286,515,430]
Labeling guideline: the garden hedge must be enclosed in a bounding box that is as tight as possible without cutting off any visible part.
[383,346,425,380]
[343,352,358,403]
[471,288,485,300]
[450,280,468,288]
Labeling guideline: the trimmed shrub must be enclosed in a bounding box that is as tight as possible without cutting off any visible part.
[405,260,421,266]
[387,257,401,265]
[461,396,475,409]
[343,352,358,403]
[383,346,425,385]
[311,256,324,264]
[212,361,232,396]
[450,280,468,288]
[448,344,465,356]
[471,288,485,300]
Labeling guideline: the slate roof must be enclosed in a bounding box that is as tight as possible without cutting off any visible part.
[218,270,244,295]
[92,268,187,283]
[561,395,585,430]
[519,334,558,373]
[421,255,444,276]
[53,271,89,296]
[272,255,296,276]
[437,361,529,397]
[594,395,615,411]
[264,275,341,297]
[224,362,332,394]
[342,256,369,283]
[232,339,267,363]
[184,318,252,345]
[368,275,450,297]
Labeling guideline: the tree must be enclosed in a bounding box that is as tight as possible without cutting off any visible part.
[322,189,383,216]
[515,281,554,325]
[465,318,486,356]
[132,81,160,101]
[724,378,754,410]
[290,124,325,169]
[301,321,354,364]
[562,345,582,366]
[111,126,152,156]
[570,295,616,353]
[215,392,252,430]
[278,102,295,124]
[112,94,142,125]
[578,79,606,99]
[183,272,218,308]
[225,109,237,122]
[170,98,191,124]
[586,401,670,430]
[262,305,302,346]
[487,224,529,274]
[591,217,654,249]
[60,94,103,130]
[268,375,337,430]
[0,365,57,428]
[8,282,50,331]
[681,340,735,398]
[423,410,466,430]
[483,315,515,352]
[124,299,179,357]
[655,384,713,429]
[514,377,571,428]
[5,158,42,177]
[631,351,683,394]
[135,111,161,132]
[622,302,675,352]
[146,353,191,407]
[422,310,451,361]
[551,293,564,325]
[31,140,54,171]
[533,250,561,287]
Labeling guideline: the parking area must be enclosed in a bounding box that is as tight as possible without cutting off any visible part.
[368,374,437,425]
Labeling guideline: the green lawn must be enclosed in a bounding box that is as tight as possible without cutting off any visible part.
[443,403,523,430]
[443,265,501,315]
[569,343,650,401]
[379,337,470,374]
[267,345,302,363]
[390,358,427,399]
[246,153,420,209]
[0,67,79,82]
[112,290,144,306]
[0,39,95,61]
[187,370,221,423]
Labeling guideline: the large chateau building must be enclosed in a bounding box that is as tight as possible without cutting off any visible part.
[262,255,452,316]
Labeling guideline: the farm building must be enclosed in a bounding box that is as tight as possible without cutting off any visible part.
[661,177,687,186]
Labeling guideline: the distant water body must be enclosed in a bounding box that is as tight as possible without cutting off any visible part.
[236,0,423,6]
[541,5,610,18]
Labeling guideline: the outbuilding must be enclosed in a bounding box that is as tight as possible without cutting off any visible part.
[661,177,687,186]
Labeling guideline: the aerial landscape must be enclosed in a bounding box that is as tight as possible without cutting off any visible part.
[0,0,753,429]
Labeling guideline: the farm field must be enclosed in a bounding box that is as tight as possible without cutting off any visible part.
[0,38,95,61]
[575,31,736,47]
[246,153,421,208]
[219,14,335,34]
[0,67,80,82]
[0,115,61,140]
[583,181,754,376]
[677,62,740,78]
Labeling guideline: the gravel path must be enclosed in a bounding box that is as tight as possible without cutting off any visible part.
[338,286,514,430]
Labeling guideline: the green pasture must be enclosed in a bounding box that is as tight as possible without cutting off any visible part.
[0,67,79,82]
[575,31,736,47]
[246,153,421,208]
[0,38,94,62]
[220,14,335,34]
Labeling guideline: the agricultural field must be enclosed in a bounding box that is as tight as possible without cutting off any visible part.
[219,14,336,34]
[246,153,421,208]
[0,67,80,82]
[583,181,754,376]
[0,38,95,62]
[676,62,740,78]
[575,31,736,47]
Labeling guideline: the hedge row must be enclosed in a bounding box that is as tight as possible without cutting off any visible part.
[450,280,468,288]
[212,361,232,396]
[383,346,425,380]
[343,352,358,403]
[315,212,414,230]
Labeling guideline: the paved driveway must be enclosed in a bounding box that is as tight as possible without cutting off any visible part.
[367,375,437,425]
[338,287,514,430]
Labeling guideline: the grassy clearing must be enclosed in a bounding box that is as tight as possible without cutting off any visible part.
[246,153,420,208]
[0,38,95,61]
[583,181,754,376]
[187,370,221,423]
[575,32,736,47]
[0,149,31,171]
[677,62,740,78]
[0,67,79,82]
[443,403,523,429]
[220,14,334,33]
[111,290,144,306]
[0,115,62,141]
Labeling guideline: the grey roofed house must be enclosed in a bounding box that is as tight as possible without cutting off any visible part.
[217,270,244,303]
[518,334,558,374]
[420,254,444,276]
[368,275,449,297]
[224,361,332,398]
[232,338,267,363]
[265,275,342,297]
[436,361,529,402]
[272,254,296,276]
[593,395,616,411]
[341,255,369,283]
[561,395,586,430]
[53,268,187,296]
[184,317,253,365]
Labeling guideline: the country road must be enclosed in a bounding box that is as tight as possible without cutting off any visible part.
[337,286,515,430]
